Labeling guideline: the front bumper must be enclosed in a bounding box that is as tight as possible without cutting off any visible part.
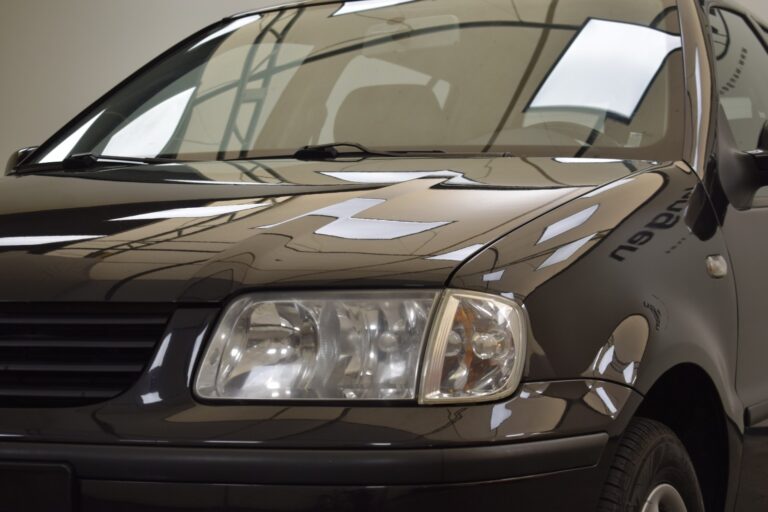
[1,433,610,512]
[0,310,640,511]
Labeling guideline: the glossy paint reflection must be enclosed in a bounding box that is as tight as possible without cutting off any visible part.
[585,315,650,386]
[452,169,668,297]
[0,157,649,302]
[529,19,682,120]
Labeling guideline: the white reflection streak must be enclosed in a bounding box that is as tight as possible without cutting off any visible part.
[167,180,281,186]
[582,178,635,198]
[595,386,618,415]
[483,270,505,282]
[189,15,262,50]
[0,235,103,247]
[537,205,598,245]
[111,203,269,221]
[537,234,596,270]
[491,403,512,430]
[623,364,636,385]
[262,198,384,228]
[103,87,196,158]
[40,111,106,163]
[188,329,210,385]
[427,244,485,262]
[321,170,479,186]
[140,392,161,405]
[316,217,448,240]
[554,158,623,164]
[333,0,414,16]
[261,198,450,240]
[693,50,704,171]
[149,333,172,372]
[530,19,682,119]
[597,345,615,374]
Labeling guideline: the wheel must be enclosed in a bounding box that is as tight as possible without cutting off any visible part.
[598,418,705,512]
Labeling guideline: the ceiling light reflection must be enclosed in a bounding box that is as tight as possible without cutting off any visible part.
[166,180,281,186]
[554,158,623,164]
[112,203,269,221]
[583,178,635,198]
[321,170,479,186]
[483,270,505,282]
[0,235,104,247]
[530,19,682,120]
[315,218,448,240]
[537,205,598,245]
[261,198,450,240]
[537,234,596,270]
[427,244,484,262]
[103,88,196,158]
[40,111,106,163]
[333,0,415,16]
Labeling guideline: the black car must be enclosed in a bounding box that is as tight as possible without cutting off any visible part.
[2,0,768,510]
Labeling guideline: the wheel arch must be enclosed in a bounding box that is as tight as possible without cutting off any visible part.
[632,362,741,512]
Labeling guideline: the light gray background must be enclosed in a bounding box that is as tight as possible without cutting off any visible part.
[0,0,765,162]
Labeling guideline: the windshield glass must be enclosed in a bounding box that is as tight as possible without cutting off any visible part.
[29,0,685,165]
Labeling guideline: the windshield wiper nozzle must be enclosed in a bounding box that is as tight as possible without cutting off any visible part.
[293,142,445,161]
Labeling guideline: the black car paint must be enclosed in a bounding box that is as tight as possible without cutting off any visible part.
[1,0,768,510]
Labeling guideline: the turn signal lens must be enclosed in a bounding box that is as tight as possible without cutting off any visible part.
[419,291,526,404]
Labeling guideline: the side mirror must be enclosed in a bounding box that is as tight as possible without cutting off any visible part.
[747,122,768,173]
[717,110,768,210]
[747,149,768,172]
[758,120,768,151]
[5,146,38,175]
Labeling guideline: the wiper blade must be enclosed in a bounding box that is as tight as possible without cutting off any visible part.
[293,142,446,161]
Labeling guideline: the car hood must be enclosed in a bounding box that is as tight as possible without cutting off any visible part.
[0,157,661,302]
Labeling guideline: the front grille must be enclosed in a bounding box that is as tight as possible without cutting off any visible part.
[0,304,172,407]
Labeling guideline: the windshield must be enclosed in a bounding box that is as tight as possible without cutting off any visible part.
[29,0,685,165]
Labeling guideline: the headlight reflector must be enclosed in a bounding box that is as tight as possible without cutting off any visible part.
[194,290,527,404]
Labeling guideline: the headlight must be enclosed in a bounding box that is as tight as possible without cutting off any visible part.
[194,290,527,404]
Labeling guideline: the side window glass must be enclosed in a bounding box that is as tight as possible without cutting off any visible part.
[710,9,768,151]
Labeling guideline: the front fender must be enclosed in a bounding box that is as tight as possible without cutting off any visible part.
[450,163,742,427]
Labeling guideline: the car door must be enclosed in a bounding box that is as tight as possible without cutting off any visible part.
[707,5,768,510]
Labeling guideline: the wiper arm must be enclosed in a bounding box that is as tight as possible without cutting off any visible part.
[293,142,446,161]
[60,153,179,170]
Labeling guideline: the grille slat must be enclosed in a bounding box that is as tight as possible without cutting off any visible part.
[0,363,144,373]
[0,304,171,407]
[0,388,122,398]
[0,340,156,349]
[0,316,169,326]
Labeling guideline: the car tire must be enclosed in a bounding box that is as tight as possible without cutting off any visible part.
[598,417,705,512]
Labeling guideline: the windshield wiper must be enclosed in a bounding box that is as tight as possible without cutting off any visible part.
[18,153,180,174]
[58,153,179,171]
[293,142,446,161]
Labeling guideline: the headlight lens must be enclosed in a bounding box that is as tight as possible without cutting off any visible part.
[194,290,526,404]
[195,291,436,400]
